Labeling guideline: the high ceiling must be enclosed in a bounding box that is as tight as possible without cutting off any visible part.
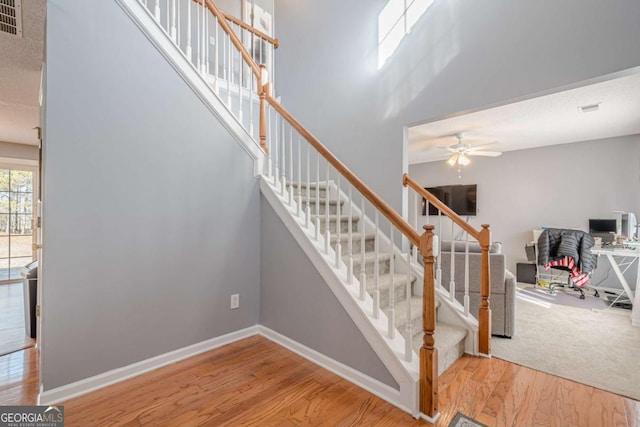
[408,72,640,165]
[0,0,46,146]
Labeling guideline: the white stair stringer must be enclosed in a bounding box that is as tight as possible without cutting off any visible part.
[115,0,265,176]
[260,176,421,418]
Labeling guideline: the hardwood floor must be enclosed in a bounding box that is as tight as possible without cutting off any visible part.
[0,347,39,405]
[2,335,639,426]
[0,282,36,356]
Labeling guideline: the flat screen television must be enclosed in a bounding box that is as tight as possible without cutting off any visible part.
[422,184,477,216]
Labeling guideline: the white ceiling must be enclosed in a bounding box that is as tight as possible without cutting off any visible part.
[408,72,640,165]
[0,0,46,146]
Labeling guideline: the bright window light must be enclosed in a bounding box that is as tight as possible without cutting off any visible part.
[378,0,434,68]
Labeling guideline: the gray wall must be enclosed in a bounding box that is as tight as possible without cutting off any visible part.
[409,135,640,288]
[42,0,260,390]
[260,195,398,389]
[273,0,640,214]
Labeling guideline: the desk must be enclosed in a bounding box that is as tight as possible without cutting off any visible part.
[591,246,639,326]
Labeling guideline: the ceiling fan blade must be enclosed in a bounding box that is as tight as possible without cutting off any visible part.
[467,141,498,151]
[436,146,458,153]
[468,151,502,157]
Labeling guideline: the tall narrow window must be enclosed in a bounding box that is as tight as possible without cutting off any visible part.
[0,169,34,282]
[378,0,434,68]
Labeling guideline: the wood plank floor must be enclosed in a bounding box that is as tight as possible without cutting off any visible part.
[2,335,639,426]
[0,282,36,357]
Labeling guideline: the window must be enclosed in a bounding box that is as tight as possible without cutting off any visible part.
[378,0,434,68]
[0,168,34,282]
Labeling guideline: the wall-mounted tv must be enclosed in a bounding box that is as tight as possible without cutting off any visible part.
[422,185,477,216]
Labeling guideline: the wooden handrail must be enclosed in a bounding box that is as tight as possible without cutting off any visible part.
[221,10,279,48]
[266,93,420,247]
[197,0,262,79]
[403,173,481,241]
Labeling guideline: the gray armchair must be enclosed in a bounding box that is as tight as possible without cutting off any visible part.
[439,241,516,338]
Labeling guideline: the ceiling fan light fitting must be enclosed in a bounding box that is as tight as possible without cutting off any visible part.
[457,155,471,166]
[447,155,458,166]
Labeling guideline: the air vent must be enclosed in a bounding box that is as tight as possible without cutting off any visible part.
[0,0,22,38]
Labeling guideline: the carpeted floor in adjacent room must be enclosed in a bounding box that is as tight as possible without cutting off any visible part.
[492,286,640,401]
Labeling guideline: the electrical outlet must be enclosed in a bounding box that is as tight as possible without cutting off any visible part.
[230,294,239,309]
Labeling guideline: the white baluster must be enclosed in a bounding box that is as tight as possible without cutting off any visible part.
[305,143,311,229]
[288,127,293,206]
[324,162,331,254]
[335,176,342,268]
[273,111,278,186]
[213,18,219,92]
[280,118,286,196]
[347,185,353,284]
[436,210,442,288]
[413,192,419,264]
[154,0,160,22]
[195,0,201,69]
[227,34,231,106]
[388,227,395,339]
[165,0,169,29]
[205,8,209,75]
[405,249,412,362]
[201,0,206,73]
[186,0,192,60]
[176,0,180,46]
[170,0,176,40]
[239,52,244,124]
[464,231,470,316]
[360,197,366,301]
[267,106,272,179]
[450,220,456,302]
[373,212,380,318]
[297,135,301,217]
[315,152,320,241]
[249,71,254,137]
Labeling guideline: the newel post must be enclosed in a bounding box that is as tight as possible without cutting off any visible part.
[419,225,438,418]
[259,65,269,154]
[478,224,492,355]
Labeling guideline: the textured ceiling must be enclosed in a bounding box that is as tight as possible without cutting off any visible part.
[409,72,640,165]
[0,0,46,146]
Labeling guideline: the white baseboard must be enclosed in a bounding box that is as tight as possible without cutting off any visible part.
[256,325,406,412]
[39,326,259,405]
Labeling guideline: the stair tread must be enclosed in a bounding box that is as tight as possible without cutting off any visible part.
[410,321,468,352]
[296,198,343,205]
[352,251,391,263]
[332,232,376,243]
[373,273,416,287]
[319,214,360,221]
[290,182,330,189]
[387,296,423,328]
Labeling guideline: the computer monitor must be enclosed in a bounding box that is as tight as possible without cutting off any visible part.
[589,219,617,244]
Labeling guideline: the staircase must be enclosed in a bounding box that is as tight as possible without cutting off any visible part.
[294,182,468,376]
[120,0,494,421]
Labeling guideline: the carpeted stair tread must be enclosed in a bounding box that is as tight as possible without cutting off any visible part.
[389,296,423,332]
[331,232,376,244]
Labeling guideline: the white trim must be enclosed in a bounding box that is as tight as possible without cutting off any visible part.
[419,411,441,423]
[257,326,411,413]
[114,0,265,176]
[38,326,259,405]
[259,176,421,416]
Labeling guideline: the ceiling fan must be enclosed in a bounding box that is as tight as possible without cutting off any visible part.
[439,132,502,166]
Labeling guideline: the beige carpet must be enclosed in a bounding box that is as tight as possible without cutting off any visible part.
[492,289,640,401]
